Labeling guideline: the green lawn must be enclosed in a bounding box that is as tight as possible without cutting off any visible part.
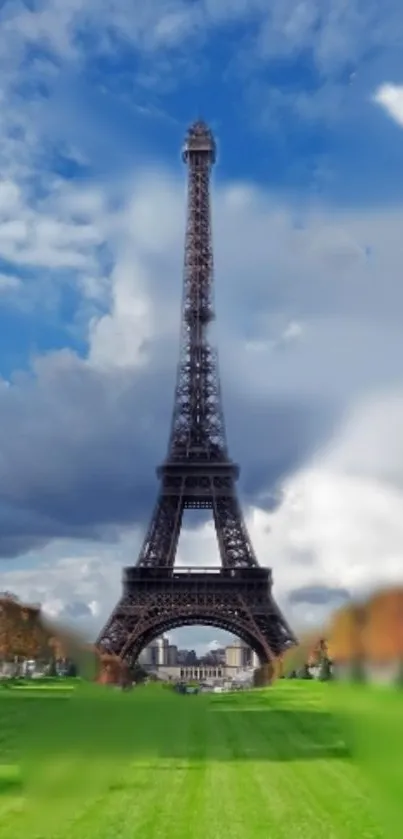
[0,680,399,838]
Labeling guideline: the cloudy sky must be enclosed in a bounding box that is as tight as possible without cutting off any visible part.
[1,0,403,654]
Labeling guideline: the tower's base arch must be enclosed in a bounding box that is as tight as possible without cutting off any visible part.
[98,566,294,683]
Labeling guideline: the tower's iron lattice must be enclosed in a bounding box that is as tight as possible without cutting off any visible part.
[97,121,296,668]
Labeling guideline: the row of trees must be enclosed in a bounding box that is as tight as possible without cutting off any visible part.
[0,593,101,678]
[0,592,153,686]
[326,587,403,663]
[282,586,403,677]
[0,594,62,661]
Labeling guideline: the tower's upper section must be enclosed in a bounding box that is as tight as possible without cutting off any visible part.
[162,117,230,465]
[182,120,216,164]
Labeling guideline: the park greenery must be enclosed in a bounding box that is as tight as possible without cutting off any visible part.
[0,586,402,838]
[0,679,401,839]
[2,586,403,686]
[282,586,403,683]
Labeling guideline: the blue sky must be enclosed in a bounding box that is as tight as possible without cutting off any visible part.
[1,0,403,652]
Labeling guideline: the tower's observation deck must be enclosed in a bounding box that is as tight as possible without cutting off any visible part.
[182,121,217,163]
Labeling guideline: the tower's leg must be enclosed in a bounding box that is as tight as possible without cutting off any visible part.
[137,494,183,568]
[253,663,275,687]
[213,495,258,568]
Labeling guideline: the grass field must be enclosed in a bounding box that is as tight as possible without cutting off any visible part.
[0,680,400,838]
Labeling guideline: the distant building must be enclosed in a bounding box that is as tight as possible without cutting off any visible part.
[155,637,169,666]
[138,636,259,682]
[184,649,198,665]
[252,651,260,668]
[138,636,169,667]
[167,644,178,666]
[207,647,225,664]
[138,646,153,667]
[225,638,252,669]
[176,649,188,664]
[156,664,225,682]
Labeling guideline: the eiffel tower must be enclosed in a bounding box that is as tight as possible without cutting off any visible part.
[97,121,296,674]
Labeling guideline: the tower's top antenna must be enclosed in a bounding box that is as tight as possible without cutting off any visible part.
[182,120,216,163]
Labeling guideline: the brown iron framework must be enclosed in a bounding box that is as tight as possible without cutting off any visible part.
[97,121,296,667]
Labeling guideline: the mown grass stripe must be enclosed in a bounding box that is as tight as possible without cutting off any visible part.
[0,681,392,838]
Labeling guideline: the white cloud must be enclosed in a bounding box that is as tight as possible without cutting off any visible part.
[0,519,221,641]
[207,639,222,650]
[0,273,21,291]
[1,165,403,642]
[0,0,201,63]
[1,0,403,653]
[281,320,304,343]
[373,83,403,128]
[0,179,21,212]
[0,174,107,282]
[263,389,403,627]
[2,0,399,83]
[0,531,143,640]
[4,381,403,642]
[88,254,154,369]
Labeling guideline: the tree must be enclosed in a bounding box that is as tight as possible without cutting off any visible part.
[350,658,366,683]
[296,663,312,680]
[66,661,77,677]
[0,595,50,664]
[327,603,365,666]
[47,659,58,677]
[131,664,148,684]
[362,588,403,664]
[318,656,332,682]
[0,594,96,679]
[395,659,403,687]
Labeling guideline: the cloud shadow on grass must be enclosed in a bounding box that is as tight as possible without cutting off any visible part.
[1,688,350,775]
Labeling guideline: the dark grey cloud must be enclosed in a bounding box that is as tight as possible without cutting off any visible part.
[1,161,403,563]
[0,351,169,557]
[58,601,93,619]
[226,392,340,508]
[0,330,336,559]
[288,585,350,607]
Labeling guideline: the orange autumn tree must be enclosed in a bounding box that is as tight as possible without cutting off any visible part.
[48,635,70,661]
[40,615,101,680]
[282,629,324,676]
[0,593,98,677]
[0,592,131,684]
[362,587,403,664]
[0,594,50,661]
[97,652,130,685]
[280,587,403,680]
[307,636,329,666]
[326,601,365,664]
[41,616,128,683]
